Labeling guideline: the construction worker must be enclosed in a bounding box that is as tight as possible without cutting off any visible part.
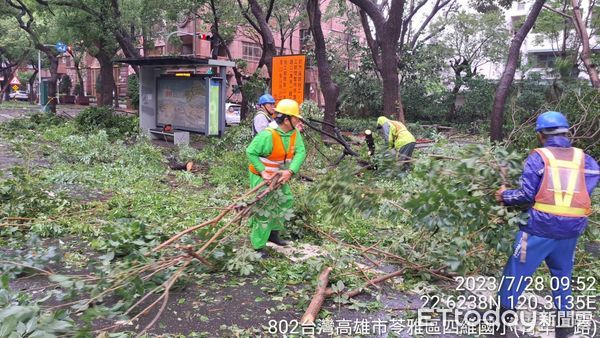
[376,116,416,166]
[246,99,306,256]
[253,94,278,135]
[494,111,599,338]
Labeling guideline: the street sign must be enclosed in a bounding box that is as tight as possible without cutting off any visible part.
[9,77,21,85]
[55,42,67,53]
[12,85,19,91]
[272,55,306,104]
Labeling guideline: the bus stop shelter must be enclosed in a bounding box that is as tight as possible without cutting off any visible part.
[115,56,235,141]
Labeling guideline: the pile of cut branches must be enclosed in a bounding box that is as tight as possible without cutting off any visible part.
[40,177,287,336]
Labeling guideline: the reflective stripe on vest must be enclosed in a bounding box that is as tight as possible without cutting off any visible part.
[388,120,416,148]
[532,147,592,217]
[249,128,297,175]
[389,120,407,134]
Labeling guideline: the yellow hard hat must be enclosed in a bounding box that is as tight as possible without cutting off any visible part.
[377,116,388,126]
[275,99,302,119]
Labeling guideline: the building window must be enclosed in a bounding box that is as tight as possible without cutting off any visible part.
[511,15,525,34]
[534,53,556,68]
[242,42,262,62]
[300,29,311,49]
[517,2,525,10]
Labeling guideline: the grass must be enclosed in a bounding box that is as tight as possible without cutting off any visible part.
[0,100,39,109]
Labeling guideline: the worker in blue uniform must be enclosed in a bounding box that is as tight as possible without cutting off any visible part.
[494,111,599,338]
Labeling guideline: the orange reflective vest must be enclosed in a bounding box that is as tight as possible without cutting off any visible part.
[532,147,592,217]
[249,128,297,175]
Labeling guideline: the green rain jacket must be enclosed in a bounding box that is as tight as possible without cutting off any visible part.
[245,127,306,249]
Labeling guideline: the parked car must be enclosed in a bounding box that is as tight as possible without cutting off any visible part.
[9,90,29,101]
[225,103,241,125]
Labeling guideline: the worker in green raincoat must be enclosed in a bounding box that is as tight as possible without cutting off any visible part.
[246,99,306,256]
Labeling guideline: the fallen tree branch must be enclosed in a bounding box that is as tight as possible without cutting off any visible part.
[88,176,286,334]
[301,266,333,325]
[301,266,407,325]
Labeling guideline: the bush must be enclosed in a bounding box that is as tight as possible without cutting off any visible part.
[458,76,496,123]
[73,83,83,96]
[336,71,383,118]
[59,74,73,95]
[402,82,447,123]
[74,106,137,138]
[127,74,139,109]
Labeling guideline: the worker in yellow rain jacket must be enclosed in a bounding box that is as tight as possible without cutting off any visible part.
[246,99,306,256]
[376,116,416,167]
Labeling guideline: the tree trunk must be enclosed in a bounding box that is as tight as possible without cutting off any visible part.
[28,69,38,105]
[358,10,382,74]
[380,40,403,121]
[307,0,340,134]
[209,0,249,120]
[96,52,115,107]
[447,81,461,122]
[248,0,277,77]
[47,55,59,114]
[0,65,19,104]
[114,78,119,108]
[349,0,406,121]
[571,0,600,88]
[72,54,85,92]
[490,0,545,142]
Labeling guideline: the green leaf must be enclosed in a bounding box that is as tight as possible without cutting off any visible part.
[0,315,19,337]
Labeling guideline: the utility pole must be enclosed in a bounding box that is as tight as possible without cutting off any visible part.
[193,13,197,56]
[38,50,42,105]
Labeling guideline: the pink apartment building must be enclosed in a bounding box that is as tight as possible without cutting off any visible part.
[49,0,363,106]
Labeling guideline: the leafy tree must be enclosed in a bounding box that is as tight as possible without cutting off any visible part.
[205,0,252,120]
[535,0,600,88]
[5,0,62,113]
[55,3,120,106]
[127,74,139,109]
[347,0,455,121]
[272,0,305,55]
[0,16,34,102]
[58,73,72,95]
[236,0,278,76]
[436,10,509,120]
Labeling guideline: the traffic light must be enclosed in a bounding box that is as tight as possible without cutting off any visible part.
[199,33,212,40]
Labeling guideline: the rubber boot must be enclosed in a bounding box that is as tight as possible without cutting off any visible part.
[255,248,269,259]
[268,231,289,246]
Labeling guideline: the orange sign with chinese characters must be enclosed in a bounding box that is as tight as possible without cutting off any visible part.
[271,55,305,104]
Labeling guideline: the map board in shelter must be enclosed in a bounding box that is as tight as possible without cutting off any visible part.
[272,55,305,104]
[156,76,206,132]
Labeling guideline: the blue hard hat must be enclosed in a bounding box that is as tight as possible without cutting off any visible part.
[258,94,275,106]
[535,111,569,132]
